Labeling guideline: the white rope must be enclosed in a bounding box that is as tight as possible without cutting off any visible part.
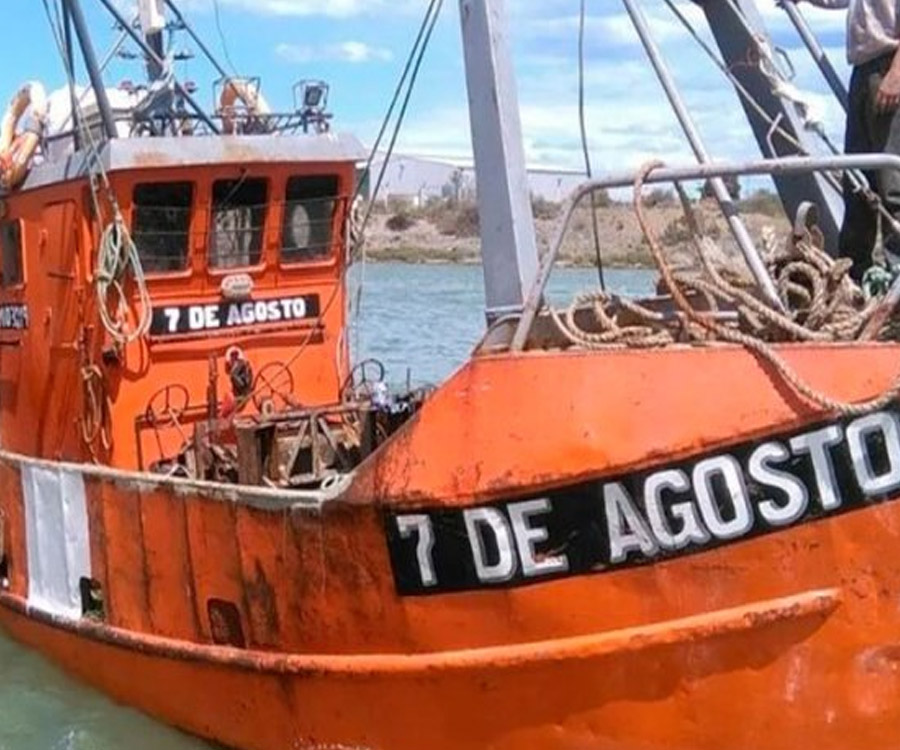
[754,37,826,133]
[42,0,152,345]
[96,219,152,344]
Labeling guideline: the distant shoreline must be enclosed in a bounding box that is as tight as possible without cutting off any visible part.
[361,250,655,271]
[363,197,787,273]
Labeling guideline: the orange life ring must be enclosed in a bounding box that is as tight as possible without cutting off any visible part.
[219,78,270,135]
[0,81,48,191]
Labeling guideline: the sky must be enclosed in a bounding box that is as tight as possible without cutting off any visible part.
[3,0,852,181]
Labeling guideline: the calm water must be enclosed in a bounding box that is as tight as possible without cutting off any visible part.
[0,263,655,750]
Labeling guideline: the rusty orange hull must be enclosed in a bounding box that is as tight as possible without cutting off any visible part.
[3,344,900,749]
[0,557,894,750]
[0,584,888,750]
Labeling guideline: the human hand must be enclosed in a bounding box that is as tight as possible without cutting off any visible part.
[877,68,900,113]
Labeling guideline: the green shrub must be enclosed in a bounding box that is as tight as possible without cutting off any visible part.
[386,213,416,232]
[644,188,675,208]
[531,195,562,220]
[738,189,784,218]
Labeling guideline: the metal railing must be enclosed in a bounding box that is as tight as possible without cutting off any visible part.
[510,153,900,351]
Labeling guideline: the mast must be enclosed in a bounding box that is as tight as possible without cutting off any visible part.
[138,0,167,81]
[699,0,844,254]
[61,1,82,151]
[622,0,783,310]
[458,0,540,324]
[63,0,118,140]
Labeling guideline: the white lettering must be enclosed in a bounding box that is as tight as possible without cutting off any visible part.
[188,306,205,331]
[292,298,307,319]
[508,498,568,578]
[163,307,180,333]
[463,508,517,584]
[693,455,754,540]
[204,305,219,330]
[226,304,242,327]
[255,300,268,322]
[790,426,844,510]
[240,301,254,325]
[644,469,709,550]
[396,515,437,588]
[604,482,658,563]
[267,300,282,322]
[847,412,900,495]
[748,441,809,527]
[0,305,26,329]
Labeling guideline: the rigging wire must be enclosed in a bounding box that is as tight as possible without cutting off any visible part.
[578,0,606,290]
[660,0,900,236]
[353,0,445,231]
[349,0,445,364]
[211,0,240,76]
[247,0,446,402]
[42,0,152,345]
[352,0,442,206]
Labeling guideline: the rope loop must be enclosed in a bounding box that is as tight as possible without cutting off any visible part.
[548,161,900,418]
[95,216,151,345]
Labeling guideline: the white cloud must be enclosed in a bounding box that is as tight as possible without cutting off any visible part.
[216,0,419,17]
[365,0,850,182]
[276,41,393,63]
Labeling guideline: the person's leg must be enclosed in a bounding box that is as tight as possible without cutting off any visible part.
[840,64,879,280]
[869,58,900,265]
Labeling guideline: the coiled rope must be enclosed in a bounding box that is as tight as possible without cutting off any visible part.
[95,218,152,344]
[42,0,152,346]
[550,162,900,417]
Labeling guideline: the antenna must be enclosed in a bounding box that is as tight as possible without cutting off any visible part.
[138,0,167,80]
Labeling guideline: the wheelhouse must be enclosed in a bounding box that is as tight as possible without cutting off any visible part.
[0,134,365,473]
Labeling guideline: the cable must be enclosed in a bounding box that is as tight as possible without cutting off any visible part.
[352,0,442,206]
[353,0,445,226]
[211,0,240,76]
[662,0,900,236]
[246,0,446,404]
[578,0,606,290]
[349,0,445,366]
[43,0,152,344]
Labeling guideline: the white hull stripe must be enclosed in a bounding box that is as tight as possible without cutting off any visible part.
[22,465,91,619]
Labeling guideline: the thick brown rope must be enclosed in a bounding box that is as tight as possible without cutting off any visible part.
[550,161,900,417]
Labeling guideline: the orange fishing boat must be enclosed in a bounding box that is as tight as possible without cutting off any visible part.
[4,0,900,749]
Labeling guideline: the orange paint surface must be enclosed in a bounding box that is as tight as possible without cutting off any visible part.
[2,139,900,750]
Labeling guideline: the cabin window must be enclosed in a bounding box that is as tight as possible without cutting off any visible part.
[281,176,339,263]
[132,182,193,273]
[0,221,23,287]
[210,178,267,269]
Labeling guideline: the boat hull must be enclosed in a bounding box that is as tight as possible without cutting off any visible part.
[0,583,882,750]
[3,344,900,748]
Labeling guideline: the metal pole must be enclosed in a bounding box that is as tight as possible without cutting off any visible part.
[779,0,848,112]
[146,31,165,81]
[621,0,782,310]
[62,1,81,151]
[512,152,900,350]
[459,0,540,323]
[96,0,221,134]
[698,0,843,255]
[63,0,117,140]
[56,25,132,135]
[162,0,230,80]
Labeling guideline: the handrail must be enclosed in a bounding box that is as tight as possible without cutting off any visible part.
[510,153,900,352]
